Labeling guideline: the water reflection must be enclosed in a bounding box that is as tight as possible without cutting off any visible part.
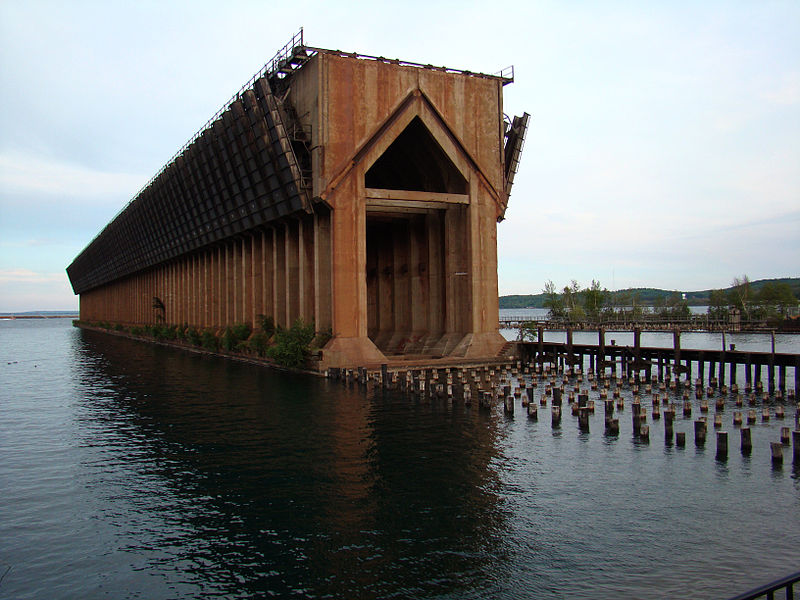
[70,329,511,598]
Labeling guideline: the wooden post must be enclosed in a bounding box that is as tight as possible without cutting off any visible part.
[676,432,686,447]
[527,403,538,420]
[552,405,561,427]
[771,442,783,465]
[795,356,799,396]
[740,427,752,455]
[745,356,752,390]
[694,419,706,447]
[598,327,605,379]
[716,431,728,460]
[793,430,800,463]
[699,353,705,385]
[755,364,762,391]
[579,407,589,432]
[673,328,681,381]
[566,327,573,373]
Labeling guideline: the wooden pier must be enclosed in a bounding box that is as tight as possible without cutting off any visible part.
[514,327,799,394]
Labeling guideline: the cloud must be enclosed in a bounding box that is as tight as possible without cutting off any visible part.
[0,269,66,284]
[0,238,62,248]
[762,72,800,106]
[0,152,144,199]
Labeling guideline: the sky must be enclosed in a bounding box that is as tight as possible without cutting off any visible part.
[1,0,798,311]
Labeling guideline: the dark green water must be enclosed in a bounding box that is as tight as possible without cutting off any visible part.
[1,319,798,599]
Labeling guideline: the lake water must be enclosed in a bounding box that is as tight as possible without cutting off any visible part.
[1,319,799,599]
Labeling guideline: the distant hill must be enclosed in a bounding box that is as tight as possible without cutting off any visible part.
[499,277,800,309]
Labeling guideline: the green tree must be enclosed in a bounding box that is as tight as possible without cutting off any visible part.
[542,280,565,319]
[517,321,538,342]
[757,281,797,317]
[708,289,729,321]
[657,292,690,319]
[582,279,607,320]
[728,275,752,320]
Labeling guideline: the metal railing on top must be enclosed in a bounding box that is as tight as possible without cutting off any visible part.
[726,570,799,600]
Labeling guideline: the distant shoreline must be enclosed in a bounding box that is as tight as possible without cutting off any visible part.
[1,314,78,319]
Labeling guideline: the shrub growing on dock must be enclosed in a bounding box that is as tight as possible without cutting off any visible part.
[186,327,201,346]
[267,318,315,368]
[200,329,218,351]
[221,323,252,351]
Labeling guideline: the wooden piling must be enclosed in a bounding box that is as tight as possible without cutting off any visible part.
[716,431,728,460]
[694,419,706,447]
[552,405,562,427]
[771,442,783,465]
[527,402,538,420]
[780,426,790,445]
[740,427,752,455]
[579,407,590,432]
[793,430,800,463]
[676,432,686,447]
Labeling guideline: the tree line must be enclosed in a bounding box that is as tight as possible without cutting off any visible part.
[536,275,797,323]
[708,275,796,321]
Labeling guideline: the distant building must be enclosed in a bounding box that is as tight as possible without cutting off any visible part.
[67,32,529,368]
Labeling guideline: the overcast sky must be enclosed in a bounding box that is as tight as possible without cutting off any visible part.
[1,0,798,311]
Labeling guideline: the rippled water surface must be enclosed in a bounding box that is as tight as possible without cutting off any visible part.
[1,319,798,599]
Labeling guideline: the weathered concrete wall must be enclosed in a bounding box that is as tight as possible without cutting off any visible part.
[313,52,507,366]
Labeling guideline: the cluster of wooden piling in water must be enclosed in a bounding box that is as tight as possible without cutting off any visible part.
[326,356,800,467]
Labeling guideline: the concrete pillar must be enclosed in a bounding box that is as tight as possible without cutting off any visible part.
[252,232,263,325]
[244,237,253,327]
[444,205,469,334]
[233,240,242,324]
[426,210,444,337]
[392,219,411,341]
[376,221,394,347]
[314,208,332,332]
[409,214,429,337]
[202,250,210,328]
[300,216,315,325]
[263,229,274,325]
[225,243,233,325]
[274,225,287,329]
[286,221,299,326]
